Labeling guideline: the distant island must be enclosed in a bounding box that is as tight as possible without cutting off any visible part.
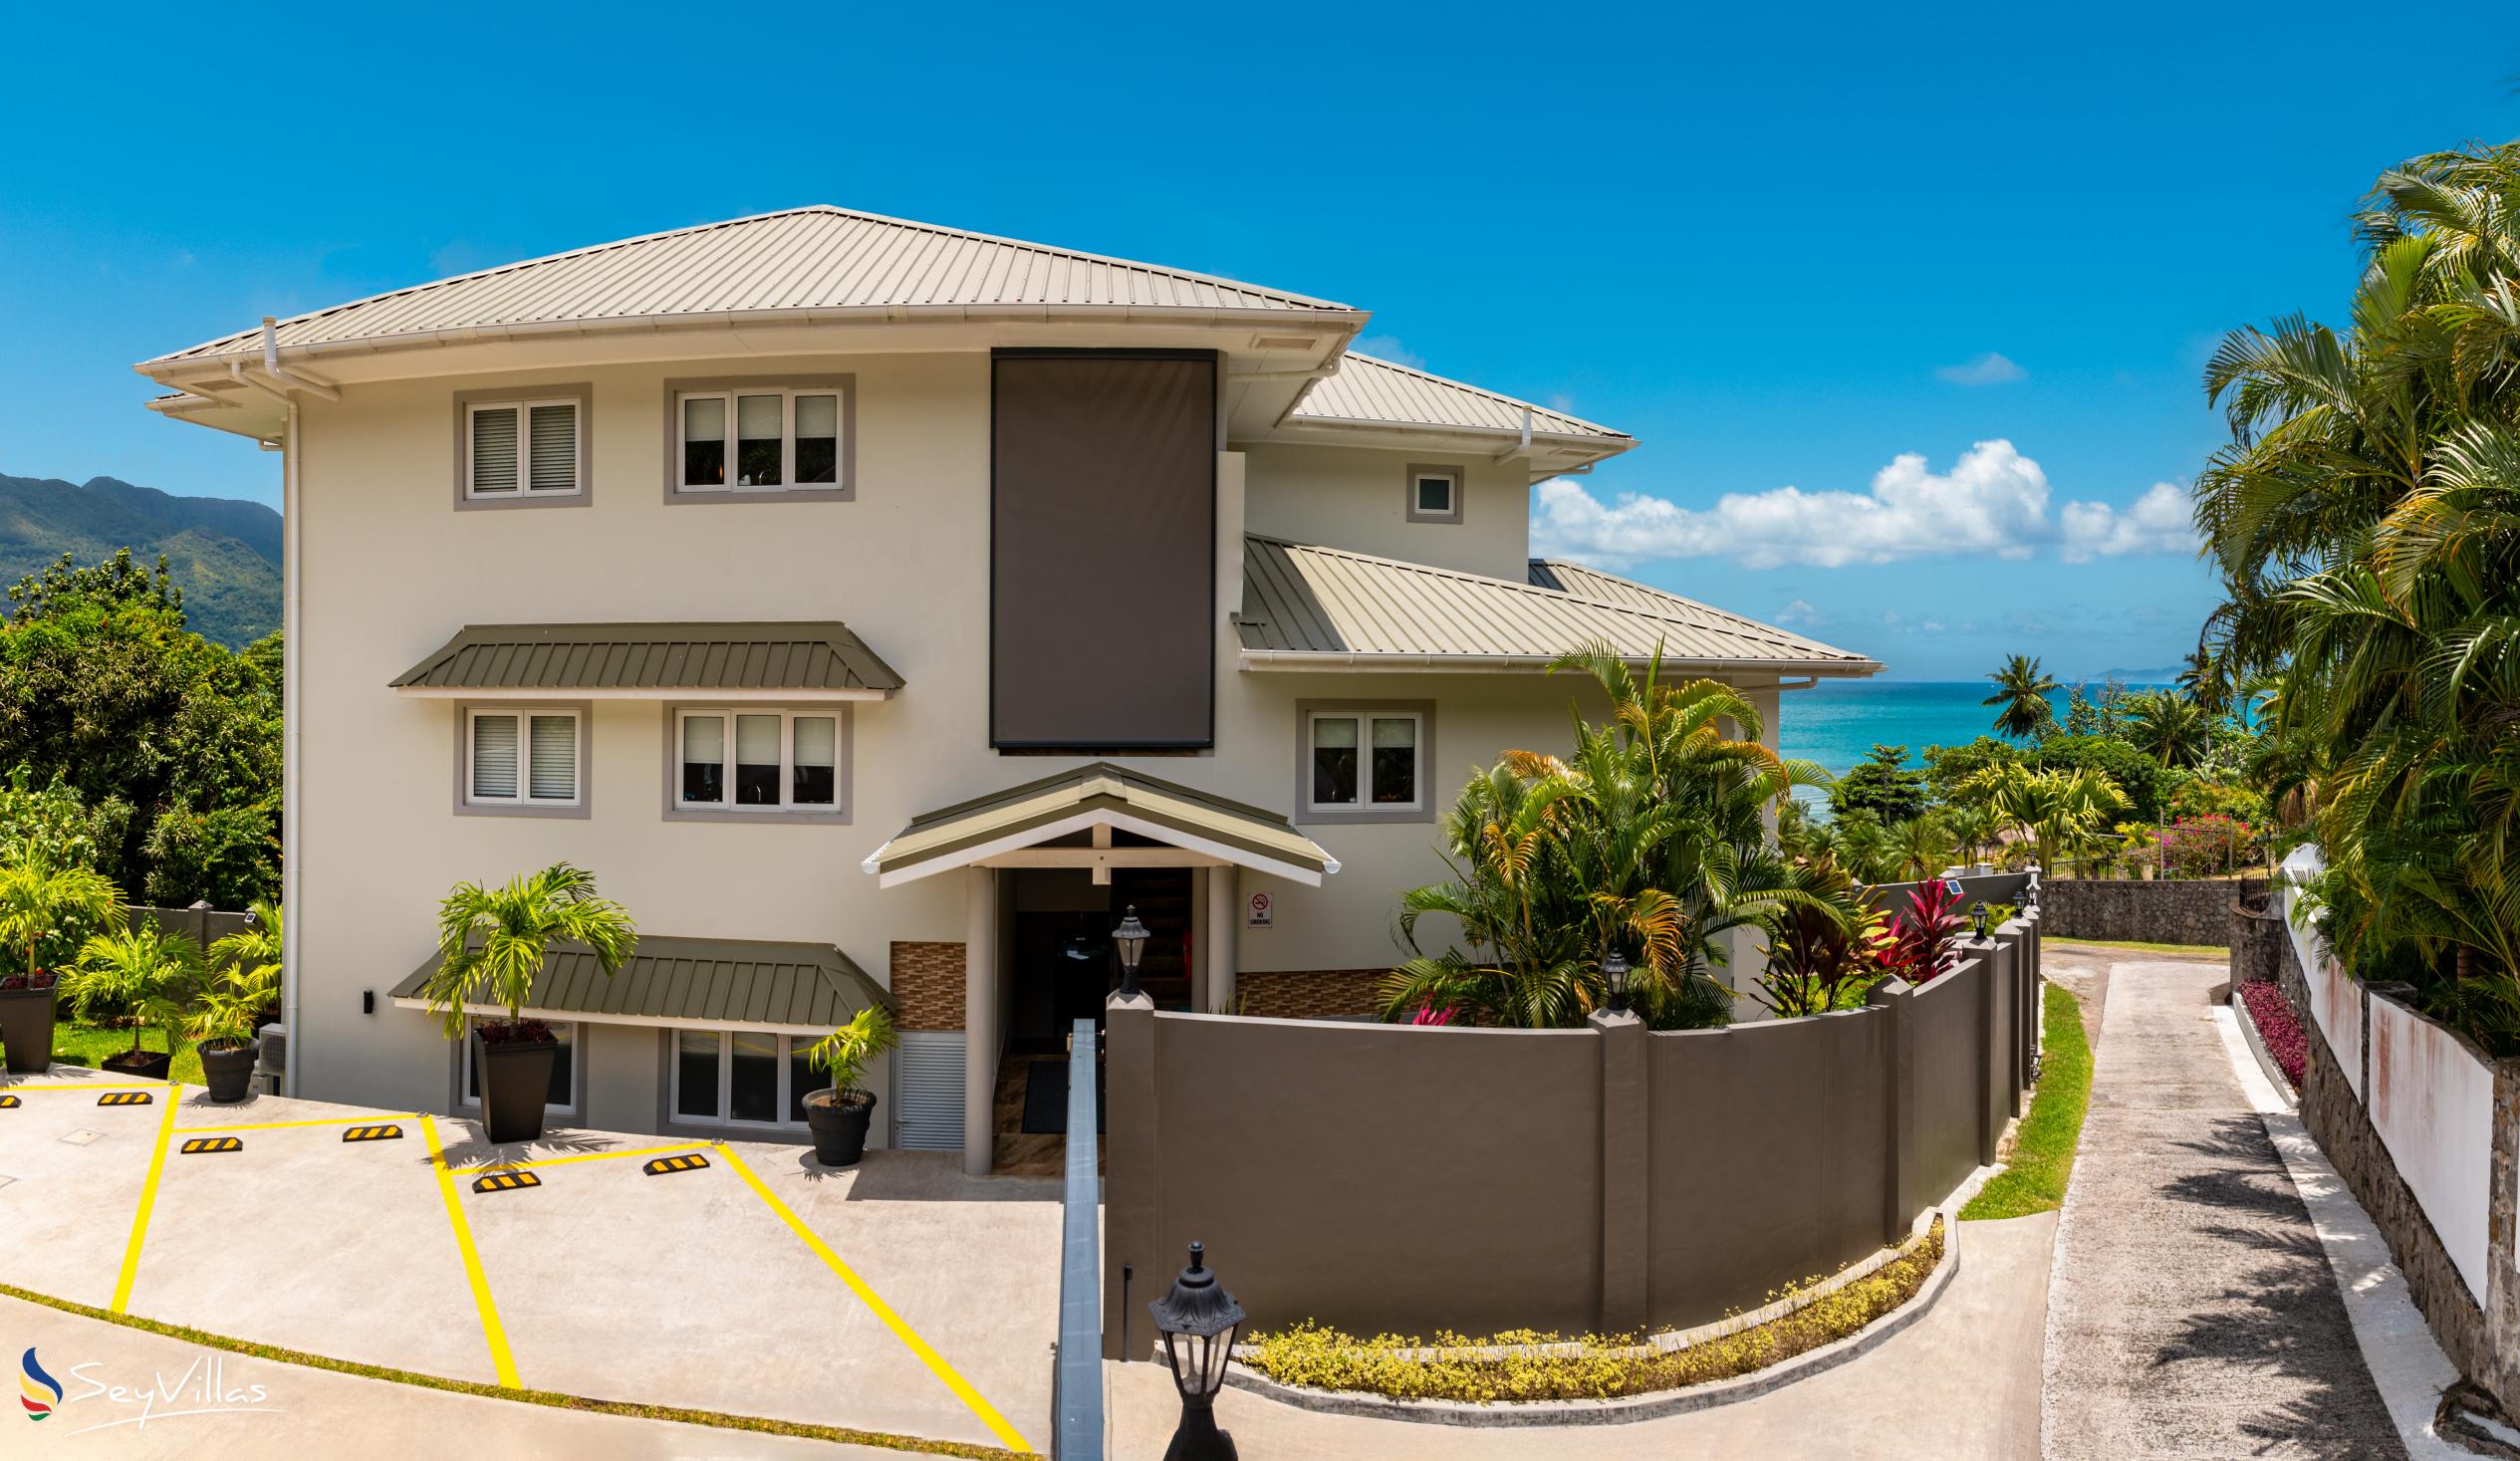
[0,472,279,646]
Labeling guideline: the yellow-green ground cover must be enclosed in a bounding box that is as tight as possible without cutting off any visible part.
[1960,982,2093,1220]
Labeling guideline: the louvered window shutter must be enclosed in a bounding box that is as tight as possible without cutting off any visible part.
[527,403,577,493]
[528,714,577,801]
[470,408,519,495]
[471,715,520,800]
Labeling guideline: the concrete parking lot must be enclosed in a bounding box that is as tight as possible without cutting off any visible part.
[0,1066,1058,1454]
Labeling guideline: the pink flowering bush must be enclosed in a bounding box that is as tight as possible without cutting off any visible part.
[2238,980,2305,1090]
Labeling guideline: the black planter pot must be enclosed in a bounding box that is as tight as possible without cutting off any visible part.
[0,984,55,1075]
[804,1088,877,1167]
[476,1034,557,1144]
[103,1047,173,1082]
[199,1042,259,1103]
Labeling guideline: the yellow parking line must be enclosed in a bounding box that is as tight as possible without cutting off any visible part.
[110,1087,183,1314]
[175,1112,422,1134]
[455,1140,714,1176]
[715,1143,1034,1454]
[420,1118,520,1388]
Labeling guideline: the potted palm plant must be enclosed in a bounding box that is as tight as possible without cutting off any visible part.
[420,864,633,1144]
[801,1005,898,1167]
[61,923,201,1082]
[0,854,124,1074]
[190,900,282,1102]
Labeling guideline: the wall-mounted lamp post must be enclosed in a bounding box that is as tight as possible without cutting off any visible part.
[1148,1241,1244,1461]
[1971,900,1992,940]
[1602,949,1632,1015]
[1113,904,1149,1000]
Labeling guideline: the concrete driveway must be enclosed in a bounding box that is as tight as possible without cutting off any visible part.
[0,1067,1057,1455]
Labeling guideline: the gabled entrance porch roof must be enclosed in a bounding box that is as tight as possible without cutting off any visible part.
[861,762,1339,889]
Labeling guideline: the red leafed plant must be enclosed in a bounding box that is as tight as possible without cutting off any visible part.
[2238,980,2306,1089]
[1407,1002,1459,1027]
[1872,880,1969,985]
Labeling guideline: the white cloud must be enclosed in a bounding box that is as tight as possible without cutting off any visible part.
[1776,598,1822,626]
[1935,352,2027,385]
[1351,334,1424,370]
[2058,481,2196,562]
[1528,440,2197,571]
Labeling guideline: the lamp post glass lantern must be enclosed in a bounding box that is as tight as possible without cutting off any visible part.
[1602,949,1632,1014]
[1148,1241,1244,1461]
[1113,905,1149,999]
[1971,899,1991,939]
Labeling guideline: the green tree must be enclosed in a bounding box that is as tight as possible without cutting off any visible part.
[1828,744,1930,825]
[1922,737,2020,810]
[61,922,201,1064]
[1975,764,2128,874]
[1983,654,2061,741]
[421,864,636,1036]
[2122,691,2213,769]
[2030,734,2171,822]
[0,852,121,986]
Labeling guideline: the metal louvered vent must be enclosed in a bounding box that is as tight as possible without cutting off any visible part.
[893,1032,965,1152]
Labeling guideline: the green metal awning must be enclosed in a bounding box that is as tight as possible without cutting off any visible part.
[388,935,891,1035]
[388,621,903,700]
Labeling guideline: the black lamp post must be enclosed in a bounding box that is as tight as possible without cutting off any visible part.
[1971,900,1991,940]
[1148,1241,1245,1461]
[1603,949,1632,1014]
[1113,904,1149,1000]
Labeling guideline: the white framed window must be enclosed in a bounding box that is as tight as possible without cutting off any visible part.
[676,387,844,492]
[1405,463,1464,524]
[459,1020,579,1116]
[1307,710,1422,812]
[674,709,842,815]
[467,398,582,499]
[670,1028,819,1127]
[467,709,581,808]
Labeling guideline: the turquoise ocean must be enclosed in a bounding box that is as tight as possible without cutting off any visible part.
[1777,680,2167,810]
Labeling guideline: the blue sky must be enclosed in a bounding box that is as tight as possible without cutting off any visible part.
[4,3,2516,679]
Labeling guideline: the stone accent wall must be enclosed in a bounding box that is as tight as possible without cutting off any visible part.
[888,941,965,1032]
[2276,920,2509,1405]
[2039,876,2260,946]
[1236,969,1386,1020]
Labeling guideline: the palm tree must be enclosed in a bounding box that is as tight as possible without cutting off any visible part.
[2123,691,2213,769]
[1975,764,2127,874]
[1982,655,2061,741]
[0,853,121,988]
[61,923,202,1066]
[195,899,282,1051]
[420,864,635,1037]
[1890,813,1955,881]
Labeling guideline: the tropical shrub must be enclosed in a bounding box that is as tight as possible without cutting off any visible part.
[0,852,121,990]
[2237,980,2305,1089]
[2028,735,2169,822]
[1750,854,1882,1017]
[1828,744,1930,826]
[804,1005,897,1099]
[1871,879,1969,985]
[61,923,202,1064]
[1387,643,1827,1031]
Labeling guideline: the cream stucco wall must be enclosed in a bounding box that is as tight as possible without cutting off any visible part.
[288,345,1776,1137]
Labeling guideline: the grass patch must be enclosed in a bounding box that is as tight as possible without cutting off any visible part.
[51,1022,203,1084]
[2045,936,2227,956]
[0,1280,1020,1459]
[1961,982,2094,1221]
[1241,1221,1942,1403]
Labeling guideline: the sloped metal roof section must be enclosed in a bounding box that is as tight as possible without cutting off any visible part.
[146,205,1358,365]
[1239,537,1880,675]
[389,621,903,699]
[1292,353,1632,443]
[389,934,890,1034]
[1528,559,1856,643]
[864,762,1337,888]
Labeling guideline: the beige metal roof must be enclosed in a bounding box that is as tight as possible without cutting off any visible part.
[1293,353,1631,443]
[1239,537,1880,675]
[864,762,1338,887]
[146,205,1358,366]
[389,934,889,1034]
[1526,560,1851,646]
[389,621,902,698]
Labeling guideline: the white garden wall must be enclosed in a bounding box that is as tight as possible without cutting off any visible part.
[2368,992,2496,1304]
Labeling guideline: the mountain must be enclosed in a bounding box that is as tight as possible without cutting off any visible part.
[0,474,281,647]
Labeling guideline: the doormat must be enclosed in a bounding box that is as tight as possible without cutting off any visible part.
[1020,1058,1107,1136]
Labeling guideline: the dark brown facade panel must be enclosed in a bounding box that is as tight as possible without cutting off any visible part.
[990,352,1215,749]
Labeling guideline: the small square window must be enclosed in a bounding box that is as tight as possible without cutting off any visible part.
[1405,464,1464,524]
[1303,706,1430,818]
[466,708,580,809]
[463,396,584,503]
[669,381,852,499]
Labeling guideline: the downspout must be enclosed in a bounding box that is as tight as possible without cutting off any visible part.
[261,318,340,400]
[281,396,303,1096]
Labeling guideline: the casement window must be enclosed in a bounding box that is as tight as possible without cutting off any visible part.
[677,387,844,492]
[1307,710,1422,812]
[671,1028,820,1127]
[671,708,845,819]
[466,709,582,809]
[459,1020,579,1116]
[1405,463,1464,525]
[467,399,582,499]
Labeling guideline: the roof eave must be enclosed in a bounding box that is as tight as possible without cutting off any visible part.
[1236,649,1885,677]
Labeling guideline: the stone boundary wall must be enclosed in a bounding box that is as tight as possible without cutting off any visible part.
[2264,894,2519,1411]
[2040,876,2260,945]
